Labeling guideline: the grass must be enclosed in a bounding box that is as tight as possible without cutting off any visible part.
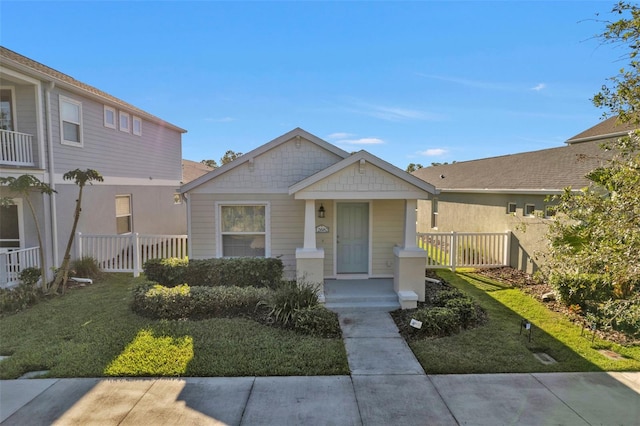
[0,274,349,379]
[406,270,640,374]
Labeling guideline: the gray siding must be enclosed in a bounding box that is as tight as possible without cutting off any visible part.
[50,89,182,180]
[372,199,403,276]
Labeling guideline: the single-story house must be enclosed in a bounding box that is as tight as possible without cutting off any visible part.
[412,117,635,274]
[181,128,438,307]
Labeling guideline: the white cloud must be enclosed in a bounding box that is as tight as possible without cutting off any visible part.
[418,148,447,156]
[531,83,546,91]
[338,137,385,145]
[417,73,514,91]
[344,99,444,122]
[326,132,355,140]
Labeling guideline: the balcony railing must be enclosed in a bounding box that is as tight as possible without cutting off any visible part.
[0,129,35,167]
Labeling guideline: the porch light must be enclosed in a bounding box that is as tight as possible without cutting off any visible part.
[318,204,325,218]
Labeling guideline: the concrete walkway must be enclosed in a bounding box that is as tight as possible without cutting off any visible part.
[1,309,639,425]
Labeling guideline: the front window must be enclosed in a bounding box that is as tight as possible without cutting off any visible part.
[219,204,269,257]
[116,195,132,234]
[60,96,82,146]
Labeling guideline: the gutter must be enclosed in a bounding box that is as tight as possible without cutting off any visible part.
[44,81,59,269]
[437,188,578,195]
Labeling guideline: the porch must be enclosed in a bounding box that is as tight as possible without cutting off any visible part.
[0,247,40,288]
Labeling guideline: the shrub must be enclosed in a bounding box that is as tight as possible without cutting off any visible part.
[444,297,480,328]
[70,257,102,280]
[549,273,615,308]
[131,282,270,320]
[142,258,188,287]
[597,296,640,337]
[187,257,283,288]
[431,288,466,305]
[411,306,459,337]
[0,268,43,316]
[261,280,319,326]
[292,305,341,338]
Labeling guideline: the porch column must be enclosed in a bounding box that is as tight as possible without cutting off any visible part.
[394,199,427,308]
[296,199,325,301]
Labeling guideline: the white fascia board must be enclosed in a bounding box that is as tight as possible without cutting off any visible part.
[439,188,576,195]
[53,173,180,187]
[181,128,350,194]
[294,191,432,200]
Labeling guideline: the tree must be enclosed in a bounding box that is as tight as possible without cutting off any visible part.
[50,169,103,294]
[201,159,218,169]
[220,150,243,165]
[406,163,424,173]
[545,2,640,306]
[0,175,55,291]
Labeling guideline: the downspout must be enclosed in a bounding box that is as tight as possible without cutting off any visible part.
[44,81,59,270]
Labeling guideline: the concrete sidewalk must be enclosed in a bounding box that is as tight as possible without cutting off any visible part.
[1,309,639,425]
[1,373,639,425]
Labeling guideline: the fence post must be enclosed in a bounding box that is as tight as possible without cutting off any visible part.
[132,233,141,277]
[504,231,511,267]
[76,232,82,259]
[0,253,7,286]
[451,231,457,272]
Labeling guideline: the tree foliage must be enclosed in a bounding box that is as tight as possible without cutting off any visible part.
[545,2,640,310]
[201,150,243,169]
[406,163,424,173]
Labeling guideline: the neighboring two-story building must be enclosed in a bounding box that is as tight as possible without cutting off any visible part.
[0,46,187,283]
[412,117,635,274]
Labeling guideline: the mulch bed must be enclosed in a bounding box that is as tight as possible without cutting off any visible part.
[473,267,637,346]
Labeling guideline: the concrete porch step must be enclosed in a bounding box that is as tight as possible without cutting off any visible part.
[325,301,401,311]
[323,278,399,311]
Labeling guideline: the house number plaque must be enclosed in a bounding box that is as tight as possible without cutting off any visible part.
[316,225,329,233]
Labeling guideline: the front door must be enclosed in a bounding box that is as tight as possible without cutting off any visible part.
[336,202,369,274]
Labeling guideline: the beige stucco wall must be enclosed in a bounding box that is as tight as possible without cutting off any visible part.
[417,192,554,274]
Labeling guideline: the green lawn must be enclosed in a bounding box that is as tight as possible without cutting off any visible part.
[0,274,349,379]
[406,270,640,374]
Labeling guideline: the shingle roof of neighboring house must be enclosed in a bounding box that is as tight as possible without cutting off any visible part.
[412,118,637,194]
[181,159,213,183]
[0,46,186,133]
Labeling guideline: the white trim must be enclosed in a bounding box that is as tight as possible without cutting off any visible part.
[524,203,536,217]
[115,194,133,234]
[333,200,372,276]
[52,173,180,186]
[59,95,83,147]
[507,202,517,214]
[215,201,271,258]
[104,105,116,129]
[132,116,142,136]
[440,188,572,195]
[119,111,130,133]
[0,199,25,249]
[295,190,429,200]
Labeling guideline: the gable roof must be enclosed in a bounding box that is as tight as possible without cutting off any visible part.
[289,150,437,198]
[412,140,609,194]
[0,46,186,133]
[181,128,350,193]
[566,116,636,144]
[181,159,213,183]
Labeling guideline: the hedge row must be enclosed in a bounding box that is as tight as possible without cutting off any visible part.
[132,282,271,320]
[143,257,284,289]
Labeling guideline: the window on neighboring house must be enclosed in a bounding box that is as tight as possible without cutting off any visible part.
[431,198,438,229]
[545,205,557,219]
[104,106,116,129]
[0,203,21,248]
[507,202,517,214]
[218,203,269,257]
[60,96,82,146]
[132,116,142,136]
[116,195,132,234]
[119,111,130,133]
[524,204,536,217]
[0,87,16,131]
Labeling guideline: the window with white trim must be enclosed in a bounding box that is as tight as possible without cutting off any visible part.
[545,205,557,219]
[116,195,132,234]
[507,202,517,214]
[1,87,16,131]
[104,105,116,129]
[119,111,130,133]
[132,116,142,136]
[60,96,82,146]
[524,204,536,217]
[219,204,269,257]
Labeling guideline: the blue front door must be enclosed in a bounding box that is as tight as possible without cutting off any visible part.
[336,203,369,274]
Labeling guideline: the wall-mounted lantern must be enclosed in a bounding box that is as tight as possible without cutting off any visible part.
[318,203,325,218]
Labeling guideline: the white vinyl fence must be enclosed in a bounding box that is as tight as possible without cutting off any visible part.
[0,247,40,287]
[417,231,511,271]
[76,233,188,277]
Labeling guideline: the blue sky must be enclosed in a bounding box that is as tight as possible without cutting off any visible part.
[1,1,625,169]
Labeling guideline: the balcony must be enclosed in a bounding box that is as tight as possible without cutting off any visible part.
[1,129,35,167]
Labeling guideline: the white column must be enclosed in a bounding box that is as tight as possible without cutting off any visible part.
[403,199,418,249]
[303,199,316,249]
